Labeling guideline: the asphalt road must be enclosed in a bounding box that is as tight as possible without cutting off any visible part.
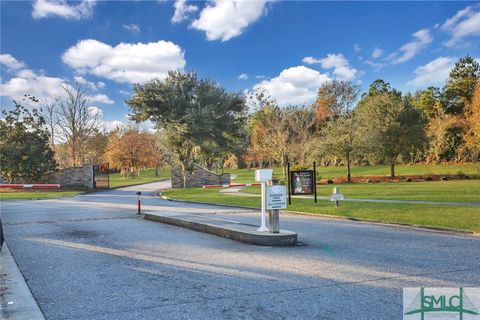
[1,181,479,320]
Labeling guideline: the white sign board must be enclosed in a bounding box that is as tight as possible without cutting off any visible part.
[255,169,273,182]
[330,194,344,201]
[266,185,287,210]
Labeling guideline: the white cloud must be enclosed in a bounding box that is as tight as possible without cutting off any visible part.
[102,120,124,132]
[97,81,105,89]
[123,24,141,34]
[0,64,65,101]
[87,106,103,117]
[303,54,358,81]
[238,73,249,80]
[390,28,433,64]
[371,48,383,59]
[87,107,123,132]
[171,0,198,24]
[118,89,131,95]
[353,44,362,53]
[407,56,456,87]
[0,54,26,72]
[302,56,320,64]
[32,0,96,20]
[442,5,480,47]
[74,75,97,90]
[253,66,330,106]
[442,6,474,30]
[191,0,273,41]
[86,93,114,104]
[364,60,386,71]
[62,39,186,83]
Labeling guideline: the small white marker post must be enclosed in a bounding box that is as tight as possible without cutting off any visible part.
[330,187,344,208]
[255,169,273,232]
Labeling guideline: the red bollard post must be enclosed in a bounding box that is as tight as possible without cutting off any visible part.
[136,191,142,214]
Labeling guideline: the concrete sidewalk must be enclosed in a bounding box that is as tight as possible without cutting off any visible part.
[0,244,45,320]
[144,210,297,246]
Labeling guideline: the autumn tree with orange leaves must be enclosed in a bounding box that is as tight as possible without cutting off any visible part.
[104,126,161,177]
[463,81,480,160]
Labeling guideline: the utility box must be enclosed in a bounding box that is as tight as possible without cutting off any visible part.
[255,169,273,182]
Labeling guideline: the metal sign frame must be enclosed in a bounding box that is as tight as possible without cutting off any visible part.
[287,162,317,204]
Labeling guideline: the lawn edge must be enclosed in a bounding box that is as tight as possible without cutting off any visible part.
[157,192,479,237]
[0,190,87,201]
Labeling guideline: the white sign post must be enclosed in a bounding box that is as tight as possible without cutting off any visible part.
[330,187,344,208]
[255,169,273,232]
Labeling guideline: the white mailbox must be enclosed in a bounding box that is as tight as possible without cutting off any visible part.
[255,169,273,182]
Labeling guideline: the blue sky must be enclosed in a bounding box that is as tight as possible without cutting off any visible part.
[1,1,479,128]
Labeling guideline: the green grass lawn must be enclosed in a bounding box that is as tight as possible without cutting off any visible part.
[0,190,84,200]
[241,180,480,203]
[224,163,480,183]
[162,187,480,233]
[109,167,171,188]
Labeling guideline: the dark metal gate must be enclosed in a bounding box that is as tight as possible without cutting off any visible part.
[93,163,110,189]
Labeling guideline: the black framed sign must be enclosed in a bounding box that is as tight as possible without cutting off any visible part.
[290,170,314,195]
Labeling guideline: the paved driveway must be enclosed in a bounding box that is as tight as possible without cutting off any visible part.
[1,181,479,320]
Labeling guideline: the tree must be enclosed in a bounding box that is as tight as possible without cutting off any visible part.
[357,79,402,111]
[463,81,480,160]
[248,105,288,173]
[0,100,56,183]
[442,55,480,115]
[127,71,247,187]
[313,80,360,122]
[149,133,169,176]
[426,113,465,163]
[411,87,443,119]
[357,93,426,177]
[84,131,109,165]
[103,126,157,177]
[57,84,101,166]
[40,96,60,148]
[314,114,360,182]
[285,106,317,167]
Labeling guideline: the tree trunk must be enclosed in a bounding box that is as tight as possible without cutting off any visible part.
[181,163,187,188]
[346,152,351,182]
[155,167,159,177]
[71,146,77,167]
[281,152,287,180]
[390,161,395,178]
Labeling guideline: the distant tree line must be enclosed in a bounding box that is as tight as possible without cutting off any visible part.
[243,55,480,180]
[1,55,478,184]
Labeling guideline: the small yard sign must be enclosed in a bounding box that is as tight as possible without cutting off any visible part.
[266,185,287,210]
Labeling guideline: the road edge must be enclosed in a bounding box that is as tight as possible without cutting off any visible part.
[0,243,46,320]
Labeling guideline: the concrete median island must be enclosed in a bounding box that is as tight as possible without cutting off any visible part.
[144,211,297,246]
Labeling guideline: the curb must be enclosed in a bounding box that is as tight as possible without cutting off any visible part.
[157,193,478,238]
[0,244,45,320]
[144,212,297,246]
